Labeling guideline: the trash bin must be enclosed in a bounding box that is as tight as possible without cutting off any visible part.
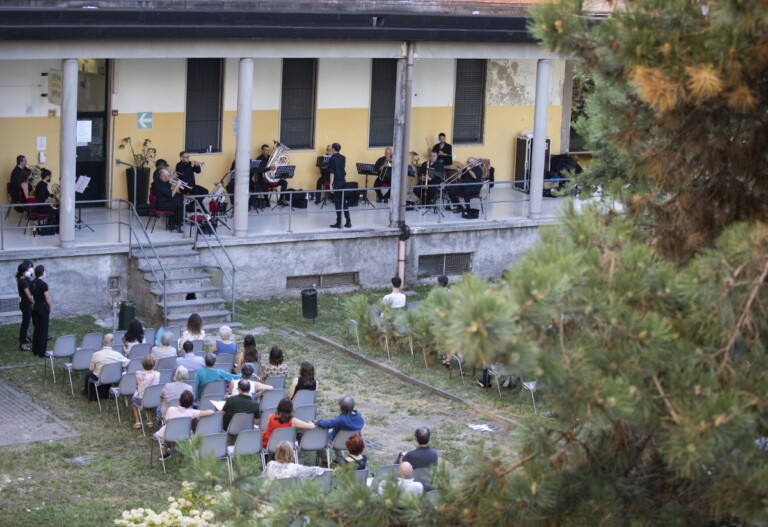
[301,288,318,323]
[118,300,136,330]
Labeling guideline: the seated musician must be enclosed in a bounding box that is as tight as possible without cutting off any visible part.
[415,151,444,205]
[255,143,288,206]
[374,147,394,203]
[314,144,332,205]
[33,168,59,221]
[432,133,453,168]
[447,157,483,213]
[175,151,209,213]
[10,155,28,202]
[153,167,184,232]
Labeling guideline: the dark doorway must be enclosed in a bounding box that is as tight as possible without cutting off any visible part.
[76,59,108,208]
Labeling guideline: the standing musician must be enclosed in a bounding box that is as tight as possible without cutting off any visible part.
[373,147,394,203]
[416,150,444,205]
[10,154,28,201]
[255,143,288,206]
[431,133,453,168]
[33,169,59,221]
[448,157,483,213]
[175,151,209,212]
[314,144,332,205]
[328,142,351,229]
[153,167,184,232]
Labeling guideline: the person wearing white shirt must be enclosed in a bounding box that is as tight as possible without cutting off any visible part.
[382,276,406,309]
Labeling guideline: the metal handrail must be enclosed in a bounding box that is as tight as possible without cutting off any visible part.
[185,196,237,324]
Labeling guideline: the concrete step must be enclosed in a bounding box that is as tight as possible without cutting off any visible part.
[130,242,197,259]
[166,309,232,326]
[157,297,226,316]
[152,285,222,302]
[141,269,214,283]
[137,262,211,276]
[203,321,244,332]
[131,248,201,264]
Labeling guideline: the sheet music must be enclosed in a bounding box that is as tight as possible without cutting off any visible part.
[75,175,91,194]
[211,400,226,411]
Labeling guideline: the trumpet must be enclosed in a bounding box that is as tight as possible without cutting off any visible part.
[169,175,192,190]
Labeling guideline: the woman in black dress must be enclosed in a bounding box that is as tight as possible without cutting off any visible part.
[16,260,34,351]
[30,264,52,358]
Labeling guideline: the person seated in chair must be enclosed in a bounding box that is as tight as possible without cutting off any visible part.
[448,157,483,213]
[33,169,59,221]
[255,144,288,206]
[415,151,444,205]
[176,341,205,373]
[396,427,438,489]
[153,167,185,233]
[382,276,406,309]
[264,441,331,481]
[194,353,241,400]
[314,395,365,464]
[335,433,367,471]
[221,379,261,433]
[82,334,130,400]
[156,390,214,459]
[150,331,177,361]
[377,461,423,495]
[374,147,394,203]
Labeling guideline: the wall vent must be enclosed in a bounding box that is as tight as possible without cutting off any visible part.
[286,272,359,290]
[417,253,472,278]
[0,295,18,313]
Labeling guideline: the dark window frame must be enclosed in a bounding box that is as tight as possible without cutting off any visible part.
[280,58,317,150]
[452,59,487,145]
[184,58,223,153]
[369,58,398,148]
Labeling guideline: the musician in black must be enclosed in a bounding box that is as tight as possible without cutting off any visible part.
[10,154,27,201]
[415,151,444,205]
[33,169,58,220]
[329,142,351,229]
[431,133,453,167]
[153,167,184,232]
[315,144,332,205]
[448,157,483,213]
[176,151,209,212]
[373,147,394,203]
[255,143,288,206]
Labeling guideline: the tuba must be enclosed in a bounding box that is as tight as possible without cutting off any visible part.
[49,182,61,209]
[263,140,290,184]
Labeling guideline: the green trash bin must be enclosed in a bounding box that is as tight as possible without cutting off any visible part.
[301,288,318,323]
[118,300,136,330]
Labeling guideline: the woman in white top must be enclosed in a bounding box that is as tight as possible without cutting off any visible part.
[178,313,205,349]
[132,355,160,428]
[155,390,214,459]
[264,441,330,481]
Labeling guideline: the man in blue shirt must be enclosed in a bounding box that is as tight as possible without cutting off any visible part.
[315,395,364,465]
[195,353,240,400]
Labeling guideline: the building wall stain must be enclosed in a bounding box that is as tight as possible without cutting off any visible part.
[487,59,566,107]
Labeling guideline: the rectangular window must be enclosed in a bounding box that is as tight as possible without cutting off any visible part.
[280,59,317,149]
[369,59,398,148]
[452,59,486,144]
[184,58,223,153]
[417,253,473,278]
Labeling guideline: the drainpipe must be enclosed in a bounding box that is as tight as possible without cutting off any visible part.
[395,41,414,284]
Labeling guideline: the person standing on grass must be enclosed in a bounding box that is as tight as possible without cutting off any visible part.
[30,264,51,358]
[16,260,34,352]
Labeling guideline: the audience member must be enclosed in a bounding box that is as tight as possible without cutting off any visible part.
[378,461,423,495]
[315,395,365,440]
[227,363,272,397]
[178,313,205,349]
[221,379,261,432]
[437,275,449,288]
[209,325,237,355]
[234,334,259,374]
[262,398,315,450]
[262,346,288,379]
[83,334,129,400]
[397,426,438,490]
[150,331,177,361]
[160,365,194,418]
[264,441,330,481]
[122,318,145,357]
[288,361,317,400]
[194,353,241,400]
[382,276,406,309]
[176,341,205,373]
[132,355,160,428]
[155,390,214,459]
[335,433,367,471]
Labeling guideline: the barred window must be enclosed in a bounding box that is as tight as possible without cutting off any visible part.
[184,59,223,153]
[452,59,486,144]
[280,59,317,149]
[418,253,473,278]
[369,59,398,148]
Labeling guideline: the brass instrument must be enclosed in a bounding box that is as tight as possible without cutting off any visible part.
[264,140,290,184]
[191,160,205,167]
[444,158,483,185]
[49,182,61,209]
[169,174,192,190]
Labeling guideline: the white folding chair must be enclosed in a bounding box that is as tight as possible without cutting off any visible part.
[201,379,227,399]
[195,412,223,436]
[259,389,285,411]
[226,412,256,438]
[227,429,262,481]
[293,404,316,422]
[291,390,316,407]
[45,335,76,383]
[64,348,95,396]
[152,416,192,474]
[155,356,177,371]
[263,376,286,390]
[200,433,233,483]
[297,426,327,466]
[260,427,297,468]
[128,342,151,360]
[89,362,123,412]
[370,464,399,492]
[109,372,136,425]
[137,383,165,436]
[79,332,103,352]
[521,380,538,415]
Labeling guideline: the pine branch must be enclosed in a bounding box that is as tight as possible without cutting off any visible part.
[652,374,682,425]
[496,451,540,477]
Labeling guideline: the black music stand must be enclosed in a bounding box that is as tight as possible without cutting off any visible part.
[315,155,330,168]
[355,162,377,208]
[271,166,295,210]
[419,169,445,217]
[75,175,94,232]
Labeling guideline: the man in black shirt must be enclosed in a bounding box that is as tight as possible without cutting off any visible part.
[328,142,351,229]
[373,147,394,203]
[153,167,184,232]
[221,379,261,431]
[396,427,438,489]
[431,133,453,168]
[175,151,209,212]
[448,157,483,213]
[315,144,332,205]
[416,151,444,205]
[33,168,58,219]
[10,154,27,199]
[256,143,288,206]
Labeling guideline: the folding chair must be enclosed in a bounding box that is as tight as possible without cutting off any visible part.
[195,412,223,436]
[260,427,297,468]
[158,369,174,384]
[45,335,76,383]
[347,319,361,348]
[144,328,156,347]
[302,470,332,493]
[79,332,103,351]
[155,356,177,371]
[296,426,327,466]
[258,408,276,430]
[370,464,399,491]
[263,376,286,390]
[227,429,262,481]
[127,357,144,373]
[291,390,316,407]
[293,404,316,423]
[324,429,361,469]
[113,330,127,347]
[64,347,95,396]
[259,389,285,410]
[191,339,205,352]
[136,383,165,436]
[487,366,516,400]
[89,362,123,412]
[152,416,192,474]
[199,393,225,412]
[128,343,151,360]
[426,489,441,505]
[214,353,236,372]
[226,412,256,438]
[201,380,227,399]
[521,380,538,415]
[109,372,136,425]
[448,355,466,385]
[200,433,233,483]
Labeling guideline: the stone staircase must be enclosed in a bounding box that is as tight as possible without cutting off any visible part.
[128,240,240,332]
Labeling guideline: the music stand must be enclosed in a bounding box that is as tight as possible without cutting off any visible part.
[271,166,295,210]
[355,162,377,208]
[315,155,330,168]
[74,175,94,232]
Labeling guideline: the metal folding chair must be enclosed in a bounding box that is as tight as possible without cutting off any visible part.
[152,416,192,474]
[45,335,76,383]
[64,348,95,396]
[89,362,123,412]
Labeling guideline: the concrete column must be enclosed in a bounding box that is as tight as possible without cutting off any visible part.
[529,58,551,220]
[234,58,254,237]
[559,60,574,154]
[389,52,406,228]
[59,58,77,248]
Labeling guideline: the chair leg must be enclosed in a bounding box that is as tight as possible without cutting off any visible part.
[49,356,57,383]
[94,382,102,411]
[114,392,122,424]
[530,390,537,415]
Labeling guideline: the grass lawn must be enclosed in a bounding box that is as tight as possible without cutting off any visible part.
[0,287,534,526]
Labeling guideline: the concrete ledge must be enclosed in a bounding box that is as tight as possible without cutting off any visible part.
[307,332,518,429]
